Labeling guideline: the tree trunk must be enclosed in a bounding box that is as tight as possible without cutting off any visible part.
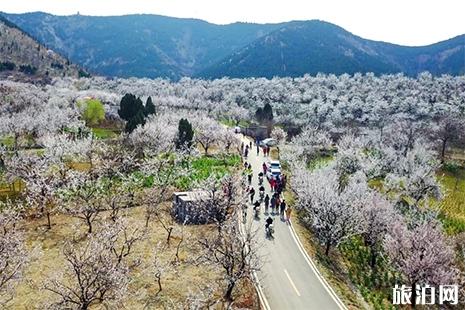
[224,281,235,303]
[166,227,173,246]
[369,247,377,270]
[145,212,151,228]
[14,133,19,151]
[325,241,331,256]
[441,138,448,163]
[46,212,51,230]
[86,217,93,234]
[156,276,162,294]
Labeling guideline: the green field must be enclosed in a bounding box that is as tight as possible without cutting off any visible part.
[219,118,250,128]
[91,127,120,139]
[437,166,465,234]
[176,155,241,190]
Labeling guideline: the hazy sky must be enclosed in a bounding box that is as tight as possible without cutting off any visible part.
[2,0,465,46]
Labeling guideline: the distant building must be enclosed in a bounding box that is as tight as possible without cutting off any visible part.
[240,125,268,140]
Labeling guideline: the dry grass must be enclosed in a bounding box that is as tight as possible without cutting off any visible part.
[8,201,258,309]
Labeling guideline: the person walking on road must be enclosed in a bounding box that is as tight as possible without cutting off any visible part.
[285,206,292,223]
[282,174,287,189]
[249,141,252,149]
[264,194,270,213]
[270,177,276,192]
[270,195,276,214]
[280,200,286,218]
[249,187,255,204]
[247,173,252,185]
[275,195,281,214]
[253,200,261,218]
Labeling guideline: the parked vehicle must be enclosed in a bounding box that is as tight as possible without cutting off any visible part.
[259,138,277,147]
[265,160,281,180]
[266,160,281,170]
[266,167,281,180]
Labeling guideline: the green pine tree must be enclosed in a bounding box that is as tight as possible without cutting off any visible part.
[176,118,194,149]
[118,93,144,121]
[125,110,146,133]
[145,96,156,116]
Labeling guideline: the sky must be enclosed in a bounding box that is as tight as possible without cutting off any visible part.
[2,0,465,46]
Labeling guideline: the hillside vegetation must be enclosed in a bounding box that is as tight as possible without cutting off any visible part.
[0,16,82,82]
[1,12,464,79]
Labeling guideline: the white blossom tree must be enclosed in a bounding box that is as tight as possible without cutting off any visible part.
[384,220,459,307]
[198,213,262,304]
[271,127,287,159]
[0,204,30,305]
[44,229,130,309]
[292,167,365,255]
[192,117,222,156]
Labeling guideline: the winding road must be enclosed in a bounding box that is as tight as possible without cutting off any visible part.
[240,136,346,310]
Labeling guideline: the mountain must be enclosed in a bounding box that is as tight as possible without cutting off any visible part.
[199,21,465,78]
[0,12,282,79]
[0,15,82,82]
[1,12,464,79]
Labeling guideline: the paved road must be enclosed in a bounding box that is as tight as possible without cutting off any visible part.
[240,136,345,310]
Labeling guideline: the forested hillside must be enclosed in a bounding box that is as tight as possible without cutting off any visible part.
[0,15,82,82]
[2,12,464,79]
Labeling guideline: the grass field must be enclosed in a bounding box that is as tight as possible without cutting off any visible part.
[91,127,120,139]
[307,154,334,171]
[219,119,251,128]
[0,177,23,200]
[437,166,465,234]
[176,154,241,190]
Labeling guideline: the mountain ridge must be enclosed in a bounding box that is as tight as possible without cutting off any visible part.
[1,12,464,79]
[0,14,83,83]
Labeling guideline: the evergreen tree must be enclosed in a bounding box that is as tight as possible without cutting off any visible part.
[255,103,273,125]
[118,93,144,121]
[125,110,146,133]
[263,103,273,122]
[145,96,156,116]
[176,118,194,149]
[255,107,264,123]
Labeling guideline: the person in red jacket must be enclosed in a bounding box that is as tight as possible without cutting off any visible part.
[270,177,276,192]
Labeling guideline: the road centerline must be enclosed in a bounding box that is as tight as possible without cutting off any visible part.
[284,268,301,297]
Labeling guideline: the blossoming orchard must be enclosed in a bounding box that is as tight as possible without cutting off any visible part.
[1,72,465,308]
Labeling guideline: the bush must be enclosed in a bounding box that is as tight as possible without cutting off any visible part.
[78,99,105,126]
[19,64,37,75]
[0,61,16,71]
